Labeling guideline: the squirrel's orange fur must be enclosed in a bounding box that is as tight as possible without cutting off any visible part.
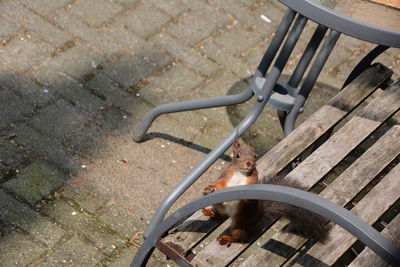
[202,139,262,246]
[202,139,330,246]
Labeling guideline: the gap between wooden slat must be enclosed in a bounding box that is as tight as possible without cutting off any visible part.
[240,124,400,267]
[191,76,399,267]
[348,214,400,267]
[157,64,392,265]
[257,64,392,179]
[295,163,400,265]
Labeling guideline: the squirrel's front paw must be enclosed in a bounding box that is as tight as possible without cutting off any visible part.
[202,208,217,218]
[217,235,234,247]
[203,185,215,195]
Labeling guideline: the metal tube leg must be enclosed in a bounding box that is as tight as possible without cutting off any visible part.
[131,244,155,267]
[284,30,341,136]
[142,66,284,238]
[257,9,296,75]
[132,87,253,142]
[273,15,308,72]
[288,24,327,88]
[143,98,267,238]
[143,13,311,238]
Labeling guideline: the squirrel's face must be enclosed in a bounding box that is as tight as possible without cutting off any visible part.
[232,141,257,175]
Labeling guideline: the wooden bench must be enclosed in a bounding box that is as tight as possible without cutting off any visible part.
[155,63,400,266]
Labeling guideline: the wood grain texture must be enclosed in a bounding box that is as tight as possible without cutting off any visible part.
[348,214,400,267]
[240,231,306,267]
[193,65,394,266]
[240,124,400,267]
[191,217,275,266]
[155,65,393,266]
[319,125,400,205]
[160,209,223,256]
[287,79,400,188]
[298,163,400,265]
[257,63,392,179]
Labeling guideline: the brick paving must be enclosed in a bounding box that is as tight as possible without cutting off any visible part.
[0,0,399,266]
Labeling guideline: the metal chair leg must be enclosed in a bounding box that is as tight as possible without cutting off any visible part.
[132,87,253,142]
[142,11,308,239]
[142,94,271,239]
[284,30,340,136]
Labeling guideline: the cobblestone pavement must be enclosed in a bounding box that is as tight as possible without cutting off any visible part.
[0,0,399,266]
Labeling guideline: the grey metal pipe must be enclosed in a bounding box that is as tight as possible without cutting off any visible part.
[273,15,308,73]
[131,185,400,267]
[132,87,253,142]
[142,81,273,239]
[288,24,327,87]
[284,30,340,136]
[143,12,309,240]
[257,9,296,75]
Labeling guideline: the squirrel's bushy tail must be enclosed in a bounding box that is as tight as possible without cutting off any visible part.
[262,175,330,242]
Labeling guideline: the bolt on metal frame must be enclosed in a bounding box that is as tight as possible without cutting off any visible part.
[131,0,400,265]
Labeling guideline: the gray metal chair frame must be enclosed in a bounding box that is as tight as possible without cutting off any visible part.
[131,0,400,265]
[131,185,400,266]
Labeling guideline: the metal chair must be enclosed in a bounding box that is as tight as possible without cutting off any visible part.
[131,1,400,265]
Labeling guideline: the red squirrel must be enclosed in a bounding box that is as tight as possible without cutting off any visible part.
[202,139,262,246]
[202,139,329,246]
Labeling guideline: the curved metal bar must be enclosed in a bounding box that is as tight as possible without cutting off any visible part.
[284,30,340,136]
[132,87,253,142]
[131,185,400,267]
[342,45,389,89]
[279,0,400,48]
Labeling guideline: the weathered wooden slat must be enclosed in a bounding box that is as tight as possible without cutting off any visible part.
[190,76,399,267]
[257,63,392,179]
[240,124,400,267]
[159,65,392,261]
[295,163,400,266]
[319,125,400,204]
[287,79,400,188]
[240,230,305,267]
[348,214,400,267]
[159,209,223,257]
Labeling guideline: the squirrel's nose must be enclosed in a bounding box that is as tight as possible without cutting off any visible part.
[246,161,251,167]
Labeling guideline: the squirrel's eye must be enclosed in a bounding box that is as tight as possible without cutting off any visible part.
[236,153,240,158]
